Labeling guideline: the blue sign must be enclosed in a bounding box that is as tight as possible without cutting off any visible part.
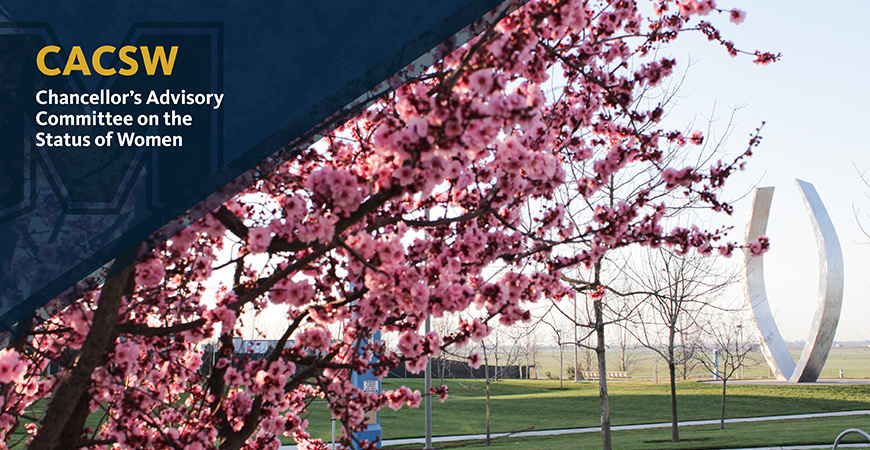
[0,0,526,344]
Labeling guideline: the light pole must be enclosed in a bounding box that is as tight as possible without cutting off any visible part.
[424,208,434,450]
[424,315,433,449]
[736,324,743,379]
[573,293,578,382]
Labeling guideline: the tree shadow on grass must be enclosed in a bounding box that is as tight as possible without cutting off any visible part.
[643,437,712,443]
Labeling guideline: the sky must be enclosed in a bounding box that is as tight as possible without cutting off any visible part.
[657,1,870,342]
[216,1,870,345]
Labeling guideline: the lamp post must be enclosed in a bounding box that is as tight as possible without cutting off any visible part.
[424,315,433,449]
[736,324,743,379]
[573,293,578,382]
[423,208,434,449]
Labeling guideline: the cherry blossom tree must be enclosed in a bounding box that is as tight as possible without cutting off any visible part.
[545,59,768,449]
[0,1,774,449]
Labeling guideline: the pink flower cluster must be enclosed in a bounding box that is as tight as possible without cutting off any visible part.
[384,386,422,411]
[305,167,364,217]
[0,349,25,384]
[297,327,332,352]
[677,0,716,17]
[662,166,702,190]
[247,226,272,254]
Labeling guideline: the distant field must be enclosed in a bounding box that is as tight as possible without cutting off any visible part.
[529,347,870,381]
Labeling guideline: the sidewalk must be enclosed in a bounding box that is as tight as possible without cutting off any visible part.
[279,410,870,449]
[707,379,870,386]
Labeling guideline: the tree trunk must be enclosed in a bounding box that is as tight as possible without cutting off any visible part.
[595,299,612,450]
[669,361,679,442]
[720,380,727,430]
[620,345,626,372]
[668,328,679,443]
[559,345,564,389]
[485,380,491,446]
[29,254,136,450]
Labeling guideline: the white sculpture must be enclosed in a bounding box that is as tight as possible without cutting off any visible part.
[743,179,844,383]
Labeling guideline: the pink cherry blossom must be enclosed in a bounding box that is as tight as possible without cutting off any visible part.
[749,236,770,255]
[385,386,422,411]
[468,353,483,369]
[298,327,332,352]
[729,9,746,24]
[429,385,449,402]
[397,332,423,357]
[134,256,165,287]
[247,226,272,254]
[0,349,25,384]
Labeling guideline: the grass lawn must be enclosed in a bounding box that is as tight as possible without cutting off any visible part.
[388,415,870,449]
[297,379,870,447]
[10,378,869,449]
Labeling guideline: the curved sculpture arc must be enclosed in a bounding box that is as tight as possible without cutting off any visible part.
[743,179,844,383]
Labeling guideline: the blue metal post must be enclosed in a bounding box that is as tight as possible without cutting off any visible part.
[351,330,382,448]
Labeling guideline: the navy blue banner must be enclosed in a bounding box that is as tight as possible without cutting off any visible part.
[0,0,525,344]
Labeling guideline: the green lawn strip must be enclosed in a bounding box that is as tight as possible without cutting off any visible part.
[9,379,868,447]
[386,415,870,450]
[7,397,156,450]
[291,379,870,444]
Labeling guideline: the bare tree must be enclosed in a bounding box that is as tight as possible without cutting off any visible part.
[452,326,525,446]
[614,320,640,375]
[853,164,870,241]
[432,315,458,384]
[480,340,497,447]
[520,331,540,380]
[695,314,757,429]
[509,322,541,380]
[621,247,737,442]
[541,310,571,389]
[582,345,595,373]
[674,316,703,380]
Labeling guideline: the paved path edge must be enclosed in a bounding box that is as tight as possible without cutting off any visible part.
[279,409,870,449]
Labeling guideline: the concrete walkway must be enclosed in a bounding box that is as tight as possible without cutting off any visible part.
[279,410,870,449]
[716,446,870,449]
[708,379,870,386]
